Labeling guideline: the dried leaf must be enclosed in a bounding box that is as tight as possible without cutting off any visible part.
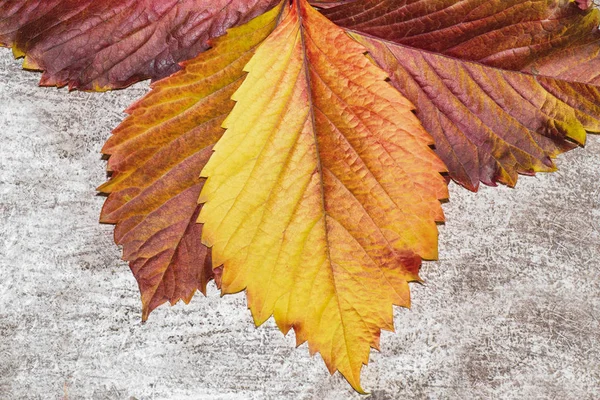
[322,0,600,75]
[3,0,600,393]
[0,0,279,90]
[198,0,447,390]
[324,0,600,189]
[99,3,284,320]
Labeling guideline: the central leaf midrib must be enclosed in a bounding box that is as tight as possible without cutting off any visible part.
[297,1,357,381]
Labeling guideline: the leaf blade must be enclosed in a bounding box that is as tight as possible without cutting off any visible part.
[353,33,600,190]
[319,0,600,189]
[0,0,280,90]
[322,0,600,78]
[198,0,447,390]
[98,3,284,320]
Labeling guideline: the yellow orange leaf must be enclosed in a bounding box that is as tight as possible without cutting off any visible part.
[98,3,284,320]
[198,0,447,390]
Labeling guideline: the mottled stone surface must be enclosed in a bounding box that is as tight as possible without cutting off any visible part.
[0,49,599,399]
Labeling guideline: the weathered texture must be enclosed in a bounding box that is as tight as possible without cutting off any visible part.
[0,49,599,399]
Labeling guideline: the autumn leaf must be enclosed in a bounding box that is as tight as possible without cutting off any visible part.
[75,0,600,391]
[3,0,600,394]
[322,0,600,190]
[96,0,447,389]
[198,0,447,391]
[355,33,600,191]
[97,3,284,320]
[322,0,600,74]
[0,0,279,90]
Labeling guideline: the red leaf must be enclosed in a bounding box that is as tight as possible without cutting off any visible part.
[0,0,279,90]
[324,0,600,189]
[353,34,600,190]
[323,0,600,79]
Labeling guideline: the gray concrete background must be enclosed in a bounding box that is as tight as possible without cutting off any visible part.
[0,48,599,399]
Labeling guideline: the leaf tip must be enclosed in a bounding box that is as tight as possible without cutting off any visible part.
[11,45,25,60]
[342,372,367,395]
[141,306,150,323]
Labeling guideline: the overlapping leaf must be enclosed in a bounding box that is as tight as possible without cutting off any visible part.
[354,34,600,190]
[322,0,600,75]
[3,0,600,394]
[198,0,447,390]
[322,0,600,190]
[0,0,279,90]
[98,3,284,320]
